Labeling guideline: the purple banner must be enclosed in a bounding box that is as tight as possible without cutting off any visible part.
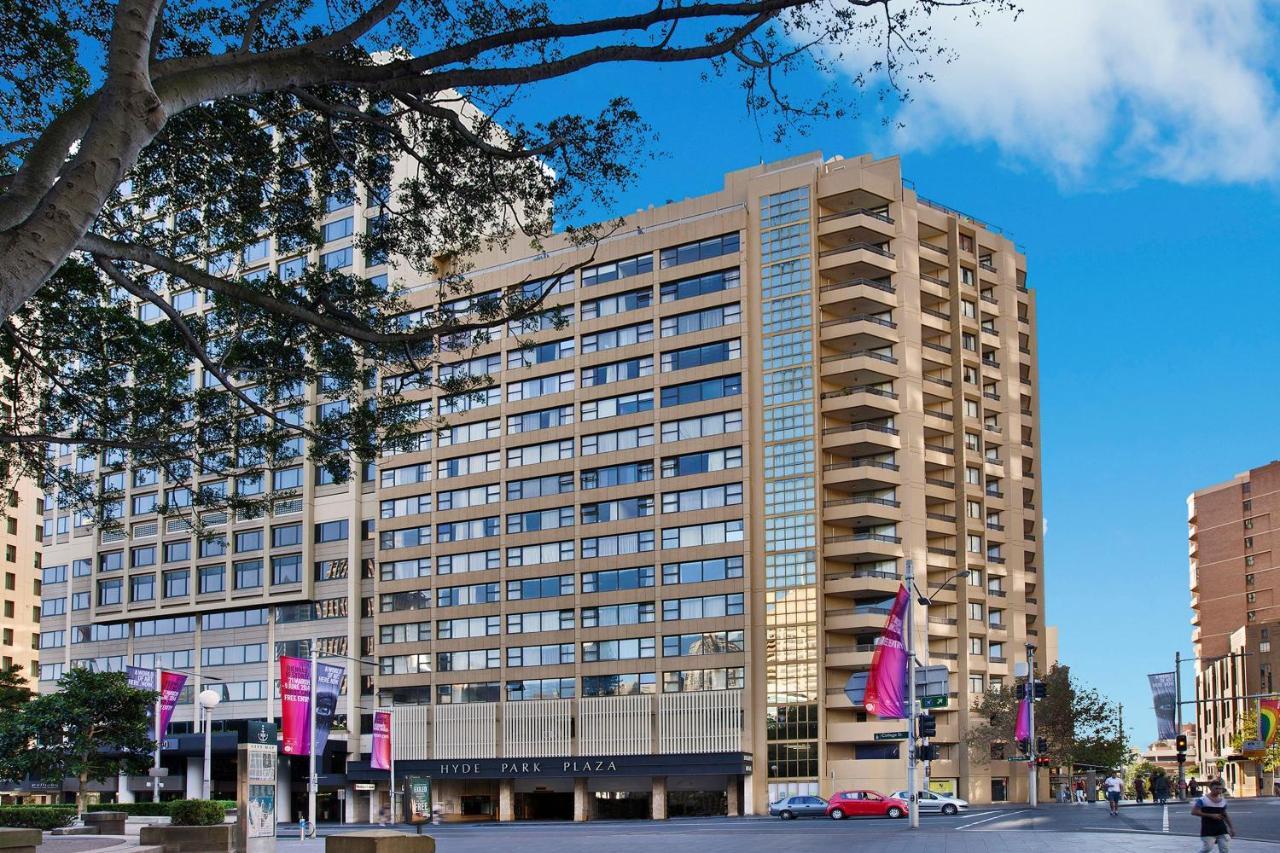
[126,665,155,692]
[279,656,311,756]
[279,656,346,757]
[864,584,910,719]
[158,671,187,734]
[371,710,392,770]
[1148,672,1177,740]
[1015,697,1031,742]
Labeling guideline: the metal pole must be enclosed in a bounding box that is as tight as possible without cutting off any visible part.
[389,707,396,824]
[153,667,163,803]
[309,646,318,830]
[905,559,919,829]
[1175,651,1185,798]
[1027,643,1037,808]
[203,706,213,800]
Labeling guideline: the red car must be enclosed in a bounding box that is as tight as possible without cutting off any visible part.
[825,790,909,820]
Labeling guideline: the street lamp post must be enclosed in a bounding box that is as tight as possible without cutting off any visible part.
[198,689,222,801]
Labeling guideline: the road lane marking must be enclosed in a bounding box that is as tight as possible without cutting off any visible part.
[1162,805,1169,833]
[955,809,1028,829]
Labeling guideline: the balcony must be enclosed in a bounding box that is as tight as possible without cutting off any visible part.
[818,241,897,277]
[822,420,902,455]
[818,207,895,240]
[920,240,949,257]
[823,457,901,491]
[820,349,900,386]
[820,384,901,421]
[819,277,897,312]
[819,311,899,346]
[824,533,904,562]
[824,495,903,526]
[920,272,950,298]
[825,606,896,633]
[824,567,901,597]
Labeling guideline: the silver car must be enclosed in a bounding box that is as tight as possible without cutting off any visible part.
[888,790,969,816]
[768,795,828,819]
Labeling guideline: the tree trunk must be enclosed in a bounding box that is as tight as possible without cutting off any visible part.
[77,772,88,820]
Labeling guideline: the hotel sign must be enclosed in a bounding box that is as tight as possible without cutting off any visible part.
[417,752,749,779]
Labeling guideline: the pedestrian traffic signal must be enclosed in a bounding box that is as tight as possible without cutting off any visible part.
[1015,683,1026,700]
[1036,737,1048,753]
[917,714,937,738]
[917,744,939,761]
[1033,681,1047,699]
[1175,734,1188,753]
[1017,738,1030,755]
[1036,756,1051,766]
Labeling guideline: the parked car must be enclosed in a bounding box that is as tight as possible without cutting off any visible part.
[888,790,970,816]
[769,795,829,819]
[825,790,909,819]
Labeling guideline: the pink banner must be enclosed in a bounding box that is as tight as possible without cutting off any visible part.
[371,710,392,770]
[158,671,187,734]
[280,656,312,756]
[864,584,910,719]
[1015,696,1031,742]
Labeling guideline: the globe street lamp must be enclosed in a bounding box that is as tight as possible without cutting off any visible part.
[198,689,222,800]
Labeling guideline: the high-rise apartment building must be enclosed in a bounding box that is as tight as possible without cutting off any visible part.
[1189,461,1280,795]
[36,152,1045,818]
[0,472,41,683]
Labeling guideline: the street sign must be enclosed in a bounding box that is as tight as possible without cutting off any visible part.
[1008,756,1031,762]
[875,731,909,741]
[921,695,949,709]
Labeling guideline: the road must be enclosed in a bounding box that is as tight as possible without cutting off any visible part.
[258,799,1280,852]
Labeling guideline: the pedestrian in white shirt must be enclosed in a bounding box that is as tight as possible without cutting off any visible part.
[1104,771,1124,816]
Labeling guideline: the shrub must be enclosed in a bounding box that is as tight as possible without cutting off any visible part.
[168,800,226,826]
[88,802,170,816]
[0,806,77,830]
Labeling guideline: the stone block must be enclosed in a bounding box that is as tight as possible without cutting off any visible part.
[325,829,436,853]
[139,823,234,853]
[83,812,127,835]
[49,827,95,836]
[0,827,41,853]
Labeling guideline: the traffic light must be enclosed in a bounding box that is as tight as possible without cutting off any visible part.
[1036,737,1048,754]
[1176,733,1188,762]
[1036,755,1051,766]
[1033,681,1047,699]
[1017,738,1030,755]
[917,744,939,761]
[917,714,937,738]
[1015,683,1026,700]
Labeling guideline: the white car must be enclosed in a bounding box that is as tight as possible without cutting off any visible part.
[888,790,969,816]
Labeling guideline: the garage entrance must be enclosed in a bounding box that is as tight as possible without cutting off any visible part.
[592,791,650,819]
[515,791,574,820]
[668,790,727,817]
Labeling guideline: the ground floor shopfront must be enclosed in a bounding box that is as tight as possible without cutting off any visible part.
[349,753,750,822]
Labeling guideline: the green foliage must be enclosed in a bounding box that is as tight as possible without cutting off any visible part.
[0,664,33,713]
[0,0,1017,524]
[967,664,1128,771]
[1229,709,1280,772]
[0,668,155,814]
[88,800,234,817]
[0,806,76,830]
[168,800,227,826]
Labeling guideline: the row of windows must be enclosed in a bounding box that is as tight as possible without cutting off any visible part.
[381,591,745,627]
[416,668,745,704]
[380,520,744,560]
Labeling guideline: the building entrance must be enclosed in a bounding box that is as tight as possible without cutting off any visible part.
[515,791,574,820]
[592,791,650,819]
[668,790,726,817]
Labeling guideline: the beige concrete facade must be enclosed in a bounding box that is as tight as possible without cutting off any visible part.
[37,151,1044,814]
[1,471,42,686]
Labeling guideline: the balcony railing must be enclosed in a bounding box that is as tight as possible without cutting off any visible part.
[820,350,899,365]
[982,357,1001,368]
[925,443,954,455]
[819,241,895,259]
[820,385,899,400]
[825,643,879,654]
[822,421,900,436]
[921,241,948,255]
[823,459,900,472]
[981,293,998,305]
[819,313,898,329]
[927,546,957,557]
[820,276,895,294]
[927,477,955,488]
[979,260,997,272]
[983,392,1000,401]
[926,512,957,523]
[925,375,953,388]
[824,496,902,509]
[824,533,902,545]
[928,616,958,626]
[925,409,954,421]
[921,272,949,287]
[827,603,895,616]
[826,567,900,582]
[819,207,894,225]
[987,589,1007,598]
[922,307,951,321]
[923,341,952,354]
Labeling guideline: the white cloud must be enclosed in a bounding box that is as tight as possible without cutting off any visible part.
[835,1,1280,184]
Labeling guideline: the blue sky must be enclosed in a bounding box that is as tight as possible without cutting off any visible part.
[501,1,1280,747]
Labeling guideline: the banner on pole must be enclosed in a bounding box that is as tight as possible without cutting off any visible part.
[158,671,187,733]
[864,584,910,720]
[1260,699,1280,747]
[371,710,392,770]
[1147,672,1177,740]
[279,656,311,756]
[1015,697,1031,742]
[279,656,346,757]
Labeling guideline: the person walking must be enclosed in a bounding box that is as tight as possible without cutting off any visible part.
[1074,779,1086,805]
[1191,780,1236,853]
[1135,776,1146,804]
[1104,770,1124,816]
[1154,773,1171,805]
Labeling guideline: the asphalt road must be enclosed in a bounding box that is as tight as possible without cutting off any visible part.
[261,799,1280,852]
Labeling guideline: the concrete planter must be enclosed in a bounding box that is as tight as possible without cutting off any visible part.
[83,812,127,835]
[325,830,436,853]
[0,828,41,853]
[139,823,234,853]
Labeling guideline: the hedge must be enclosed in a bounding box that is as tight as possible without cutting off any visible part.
[169,800,227,827]
[0,806,77,830]
[87,800,235,817]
